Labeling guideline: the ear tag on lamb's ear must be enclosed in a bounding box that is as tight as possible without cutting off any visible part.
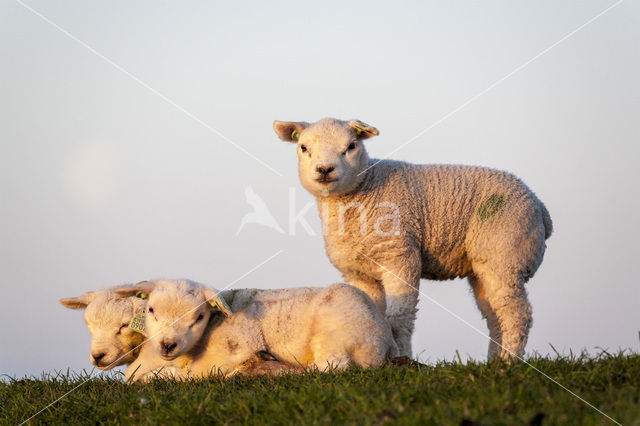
[291,129,300,142]
[128,308,147,334]
[134,280,148,299]
[352,120,377,136]
[210,295,232,317]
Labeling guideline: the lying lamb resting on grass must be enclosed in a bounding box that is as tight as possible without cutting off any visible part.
[115,279,398,382]
[60,284,296,379]
[60,286,147,370]
[273,117,553,360]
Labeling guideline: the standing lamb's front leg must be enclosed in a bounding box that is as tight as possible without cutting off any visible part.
[378,254,421,357]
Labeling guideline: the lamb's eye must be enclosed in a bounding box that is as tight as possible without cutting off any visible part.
[148,307,154,314]
[343,143,357,155]
[116,323,128,335]
[195,313,204,322]
[300,145,307,153]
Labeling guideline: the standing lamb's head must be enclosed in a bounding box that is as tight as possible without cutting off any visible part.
[60,286,147,369]
[273,118,379,197]
[115,279,231,360]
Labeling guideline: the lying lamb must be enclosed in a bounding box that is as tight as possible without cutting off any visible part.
[60,284,293,380]
[273,118,553,359]
[60,286,147,370]
[115,279,398,381]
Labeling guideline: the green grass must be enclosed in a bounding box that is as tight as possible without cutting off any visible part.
[2,352,639,425]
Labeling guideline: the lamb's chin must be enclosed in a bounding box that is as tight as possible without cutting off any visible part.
[305,181,345,197]
[96,363,116,371]
[161,354,179,361]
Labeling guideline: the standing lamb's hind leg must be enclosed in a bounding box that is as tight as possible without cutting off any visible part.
[469,269,532,360]
[469,275,502,360]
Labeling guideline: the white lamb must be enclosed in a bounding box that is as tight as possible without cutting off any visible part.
[115,279,398,381]
[60,286,147,370]
[273,118,553,360]
[61,284,293,380]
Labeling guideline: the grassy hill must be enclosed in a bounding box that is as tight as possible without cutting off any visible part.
[2,352,638,425]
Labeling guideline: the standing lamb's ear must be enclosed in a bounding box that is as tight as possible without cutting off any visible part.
[201,287,233,317]
[60,291,98,309]
[348,120,379,140]
[273,121,310,143]
[115,281,156,299]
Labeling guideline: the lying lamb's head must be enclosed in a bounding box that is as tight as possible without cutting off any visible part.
[273,118,379,197]
[115,279,231,360]
[60,286,146,370]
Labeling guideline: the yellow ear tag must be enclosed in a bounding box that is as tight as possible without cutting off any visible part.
[353,120,377,136]
[291,129,300,141]
[128,309,147,334]
[210,295,232,317]
[134,281,148,299]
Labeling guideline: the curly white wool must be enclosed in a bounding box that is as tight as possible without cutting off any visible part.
[274,117,553,359]
[116,279,398,382]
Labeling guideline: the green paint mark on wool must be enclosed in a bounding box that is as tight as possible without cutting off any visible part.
[477,194,506,221]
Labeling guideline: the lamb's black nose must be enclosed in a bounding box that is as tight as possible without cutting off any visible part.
[91,352,106,362]
[161,341,177,355]
[316,165,335,175]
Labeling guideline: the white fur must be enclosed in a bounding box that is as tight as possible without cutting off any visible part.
[273,118,553,359]
[116,279,398,382]
[60,285,147,370]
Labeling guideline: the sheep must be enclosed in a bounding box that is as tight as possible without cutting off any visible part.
[60,285,147,370]
[115,279,398,381]
[273,117,553,360]
[61,284,295,381]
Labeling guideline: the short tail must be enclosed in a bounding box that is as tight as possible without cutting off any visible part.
[541,203,553,239]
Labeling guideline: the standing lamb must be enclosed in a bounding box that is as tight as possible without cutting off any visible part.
[115,279,398,381]
[273,118,552,359]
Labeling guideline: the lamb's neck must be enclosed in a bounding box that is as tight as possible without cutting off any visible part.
[187,308,226,359]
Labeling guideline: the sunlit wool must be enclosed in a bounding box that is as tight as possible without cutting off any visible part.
[60,286,147,369]
[274,118,553,359]
[116,279,398,382]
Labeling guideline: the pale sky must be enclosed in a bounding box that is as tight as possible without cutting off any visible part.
[1,0,639,378]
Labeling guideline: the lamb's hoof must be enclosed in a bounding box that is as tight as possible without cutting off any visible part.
[389,356,426,368]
